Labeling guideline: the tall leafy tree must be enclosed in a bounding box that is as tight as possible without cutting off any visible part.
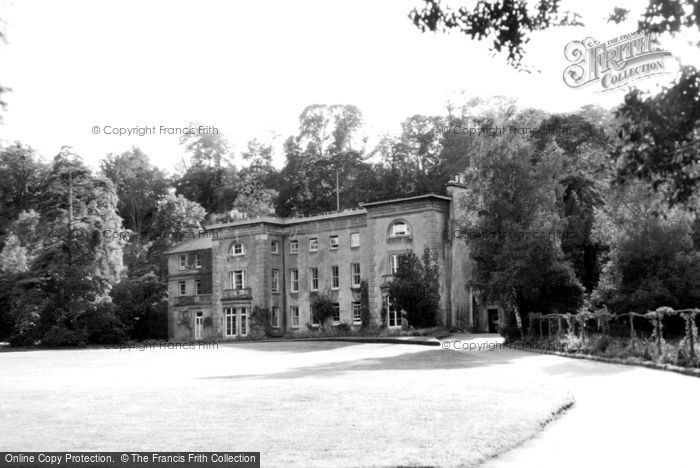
[388,248,440,328]
[613,66,700,205]
[0,143,47,239]
[2,148,127,342]
[233,139,279,217]
[176,126,237,213]
[101,147,169,234]
[277,105,370,216]
[593,180,700,313]
[460,131,583,339]
[148,191,207,279]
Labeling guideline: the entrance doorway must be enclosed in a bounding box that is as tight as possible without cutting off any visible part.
[487,308,499,333]
[194,311,204,340]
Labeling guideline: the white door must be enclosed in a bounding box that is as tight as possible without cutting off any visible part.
[194,311,203,340]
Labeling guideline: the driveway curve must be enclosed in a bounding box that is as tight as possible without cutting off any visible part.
[443,334,700,468]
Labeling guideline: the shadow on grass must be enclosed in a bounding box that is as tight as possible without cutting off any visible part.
[200,348,515,381]
[219,340,365,353]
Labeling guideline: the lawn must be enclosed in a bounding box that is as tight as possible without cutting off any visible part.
[0,341,573,467]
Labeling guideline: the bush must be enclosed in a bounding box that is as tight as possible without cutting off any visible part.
[80,303,128,345]
[111,274,168,340]
[41,325,84,347]
[311,292,335,328]
[498,308,521,343]
[249,305,271,339]
[335,322,351,336]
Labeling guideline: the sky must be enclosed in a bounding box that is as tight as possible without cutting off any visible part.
[0,0,698,172]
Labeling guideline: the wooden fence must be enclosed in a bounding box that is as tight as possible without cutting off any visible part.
[528,307,699,361]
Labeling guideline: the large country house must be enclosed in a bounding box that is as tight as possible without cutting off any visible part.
[166,178,501,341]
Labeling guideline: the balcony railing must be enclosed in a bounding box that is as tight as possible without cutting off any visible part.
[222,287,252,299]
[173,294,212,306]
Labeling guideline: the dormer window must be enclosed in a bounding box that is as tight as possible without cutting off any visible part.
[229,243,246,256]
[390,221,410,237]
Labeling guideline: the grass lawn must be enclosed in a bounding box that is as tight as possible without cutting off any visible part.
[0,342,573,467]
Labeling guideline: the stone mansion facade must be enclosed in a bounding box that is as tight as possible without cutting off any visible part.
[166,179,501,341]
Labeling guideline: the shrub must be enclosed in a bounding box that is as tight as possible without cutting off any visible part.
[359,280,371,329]
[311,292,335,328]
[335,322,351,336]
[111,274,168,340]
[80,302,128,344]
[249,306,271,339]
[41,325,84,347]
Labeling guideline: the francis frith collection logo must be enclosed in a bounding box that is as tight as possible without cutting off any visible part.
[563,30,673,91]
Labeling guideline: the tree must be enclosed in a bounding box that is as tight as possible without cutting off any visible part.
[613,67,700,205]
[409,0,697,68]
[1,148,127,344]
[388,248,440,329]
[460,130,583,339]
[592,180,700,313]
[311,291,336,329]
[0,234,29,274]
[176,126,237,213]
[532,111,613,292]
[111,273,168,340]
[148,191,206,279]
[101,147,169,234]
[234,139,278,217]
[0,143,46,238]
[277,105,370,216]
[0,21,8,116]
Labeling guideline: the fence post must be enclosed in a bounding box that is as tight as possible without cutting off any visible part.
[557,316,562,337]
[656,313,662,356]
[629,314,635,343]
[687,312,696,361]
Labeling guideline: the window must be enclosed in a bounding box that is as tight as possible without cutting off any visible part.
[290,269,299,292]
[309,267,319,291]
[388,301,401,327]
[390,221,410,237]
[309,237,318,252]
[228,270,246,290]
[179,255,186,270]
[350,232,360,248]
[329,235,339,250]
[311,309,320,326]
[194,253,201,268]
[352,302,362,324]
[290,306,299,328]
[225,307,236,336]
[331,265,339,289]
[389,254,399,274]
[179,281,186,296]
[224,307,248,337]
[230,242,245,256]
[290,240,298,254]
[332,303,340,323]
[240,307,248,336]
[351,263,361,287]
[271,306,280,328]
[271,269,280,292]
[195,280,202,296]
[271,240,279,254]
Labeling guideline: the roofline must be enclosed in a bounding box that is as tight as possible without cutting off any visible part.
[204,208,368,230]
[359,193,451,208]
